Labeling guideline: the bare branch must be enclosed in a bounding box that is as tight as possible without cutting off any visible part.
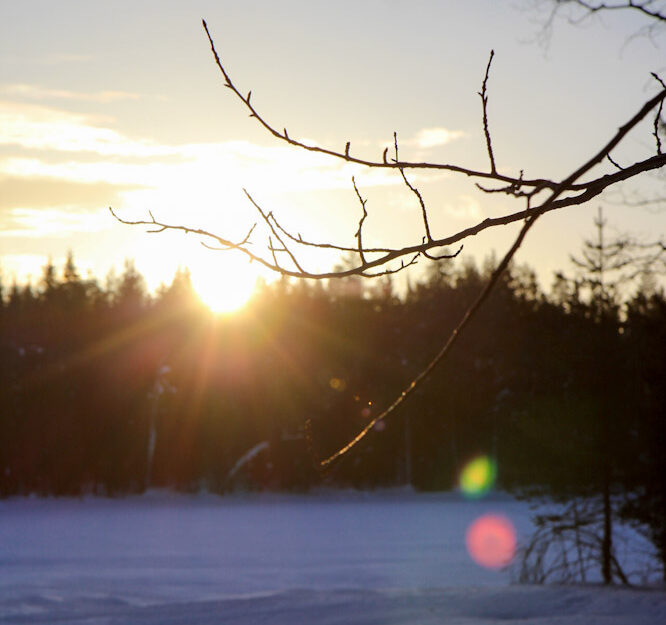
[318,210,541,469]
[109,206,257,250]
[112,146,666,281]
[399,169,432,242]
[532,1,666,54]
[201,20,564,193]
[555,1,666,23]
[202,20,662,203]
[264,211,396,255]
[652,72,666,154]
[358,253,421,278]
[316,84,666,468]
[110,20,666,476]
[479,50,497,174]
[422,244,463,261]
[244,190,305,273]
[115,23,666,284]
[607,154,624,170]
[352,177,368,264]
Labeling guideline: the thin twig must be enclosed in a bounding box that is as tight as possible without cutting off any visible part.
[565,1,666,23]
[352,177,368,264]
[479,50,497,174]
[400,169,432,242]
[607,154,624,170]
[652,72,666,154]
[246,190,306,273]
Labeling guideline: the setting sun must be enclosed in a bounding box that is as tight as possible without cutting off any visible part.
[190,255,260,314]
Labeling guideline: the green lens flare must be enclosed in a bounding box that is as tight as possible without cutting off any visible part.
[459,456,496,498]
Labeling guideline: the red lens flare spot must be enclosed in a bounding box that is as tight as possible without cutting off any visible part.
[465,514,516,570]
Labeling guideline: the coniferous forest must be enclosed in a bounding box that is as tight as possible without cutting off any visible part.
[1,243,665,573]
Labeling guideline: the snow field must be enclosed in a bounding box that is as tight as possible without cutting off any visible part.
[0,491,664,624]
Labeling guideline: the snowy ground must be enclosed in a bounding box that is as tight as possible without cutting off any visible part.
[0,490,664,624]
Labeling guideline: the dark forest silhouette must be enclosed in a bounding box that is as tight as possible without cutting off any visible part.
[1,238,665,576]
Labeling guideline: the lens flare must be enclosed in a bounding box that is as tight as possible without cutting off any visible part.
[465,514,516,569]
[329,377,346,392]
[459,455,496,498]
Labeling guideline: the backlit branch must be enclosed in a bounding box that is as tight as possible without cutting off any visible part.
[112,20,666,472]
[202,18,664,204]
[352,177,368,264]
[652,73,666,155]
[202,19,570,194]
[112,22,666,283]
[555,0,666,23]
[315,78,666,468]
[479,50,497,174]
[110,146,666,280]
[536,1,666,49]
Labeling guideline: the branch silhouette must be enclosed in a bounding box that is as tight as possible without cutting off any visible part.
[316,82,666,468]
[111,20,666,469]
[112,21,664,281]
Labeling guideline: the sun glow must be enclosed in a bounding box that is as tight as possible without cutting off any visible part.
[191,255,260,314]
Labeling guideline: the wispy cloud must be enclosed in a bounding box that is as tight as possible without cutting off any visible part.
[2,84,140,103]
[0,174,141,211]
[444,194,482,220]
[379,126,465,154]
[0,100,414,243]
[1,207,111,239]
[413,127,465,149]
[4,53,92,66]
[0,101,178,157]
[0,101,404,225]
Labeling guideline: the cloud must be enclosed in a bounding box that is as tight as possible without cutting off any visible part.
[0,101,408,240]
[0,173,137,239]
[444,194,482,220]
[3,53,92,66]
[0,174,141,211]
[378,126,465,155]
[2,84,140,103]
[413,127,465,149]
[0,101,400,191]
[0,101,178,157]
[0,101,461,193]
[0,207,111,239]
[0,142,400,207]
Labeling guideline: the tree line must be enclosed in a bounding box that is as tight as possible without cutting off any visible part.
[0,237,664,574]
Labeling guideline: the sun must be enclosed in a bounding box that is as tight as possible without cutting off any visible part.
[191,255,260,314]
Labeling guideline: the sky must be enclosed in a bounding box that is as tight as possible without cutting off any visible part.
[1,0,665,310]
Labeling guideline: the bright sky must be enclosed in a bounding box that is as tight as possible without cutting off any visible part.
[1,0,665,310]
